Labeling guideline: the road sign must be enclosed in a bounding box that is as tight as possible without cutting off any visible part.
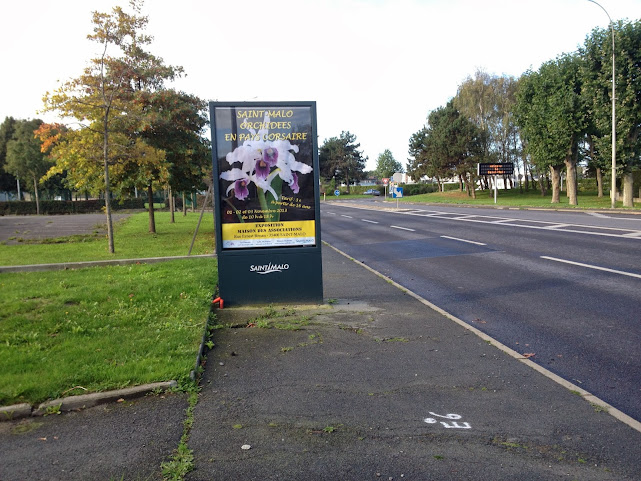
[334,190,340,196]
[391,187,403,198]
[382,178,389,186]
[478,163,514,176]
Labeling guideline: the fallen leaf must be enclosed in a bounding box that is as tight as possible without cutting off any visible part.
[117,398,125,403]
[38,437,47,441]
[522,353,536,358]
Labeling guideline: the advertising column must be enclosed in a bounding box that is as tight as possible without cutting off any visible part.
[210,101,322,305]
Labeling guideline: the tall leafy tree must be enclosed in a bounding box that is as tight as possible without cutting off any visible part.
[5,119,51,214]
[319,131,367,193]
[374,149,402,179]
[582,19,641,207]
[516,53,585,204]
[407,102,482,196]
[136,89,210,224]
[0,117,18,195]
[455,71,521,190]
[42,0,179,250]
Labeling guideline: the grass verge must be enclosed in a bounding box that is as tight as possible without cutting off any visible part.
[0,258,217,406]
[0,211,215,266]
[389,189,640,210]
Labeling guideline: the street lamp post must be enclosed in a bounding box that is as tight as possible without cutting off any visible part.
[587,0,616,208]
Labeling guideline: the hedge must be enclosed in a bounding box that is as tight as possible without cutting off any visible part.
[0,198,146,216]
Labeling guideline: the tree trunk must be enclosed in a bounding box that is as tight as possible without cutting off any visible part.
[169,187,175,224]
[467,174,476,199]
[147,184,156,233]
[538,175,547,196]
[564,157,578,206]
[103,115,115,254]
[182,192,187,216]
[596,167,603,198]
[622,172,634,207]
[549,165,562,203]
[32,176,40,215]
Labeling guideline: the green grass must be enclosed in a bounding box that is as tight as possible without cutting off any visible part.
[0,258,217,406]
[388,189,641,210]
[0,211,215,266]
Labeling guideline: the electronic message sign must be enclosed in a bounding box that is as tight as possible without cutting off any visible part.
[478,162,514,176]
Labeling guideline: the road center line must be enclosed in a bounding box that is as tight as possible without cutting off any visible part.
[390,225,415,232]
[440,235,486,246]
[362,219,379,224]
[340,214,353,218]
[541,256,641,279]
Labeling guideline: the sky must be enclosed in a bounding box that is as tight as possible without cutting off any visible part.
[1,0,639,171]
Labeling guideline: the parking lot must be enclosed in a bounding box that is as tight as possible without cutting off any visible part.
[0,214,130,244]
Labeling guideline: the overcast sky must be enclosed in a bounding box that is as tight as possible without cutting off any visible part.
[1,0,639,170]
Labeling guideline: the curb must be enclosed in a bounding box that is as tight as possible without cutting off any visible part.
[323,241,641,435]
[0,254,216,274]
[0,380,177,422]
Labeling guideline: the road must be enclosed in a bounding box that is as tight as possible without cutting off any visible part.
[320,199,641,423]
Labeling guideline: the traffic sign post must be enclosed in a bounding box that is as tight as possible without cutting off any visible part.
[391,186,403,209]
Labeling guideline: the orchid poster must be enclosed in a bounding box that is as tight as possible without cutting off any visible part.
[211,104,318,249]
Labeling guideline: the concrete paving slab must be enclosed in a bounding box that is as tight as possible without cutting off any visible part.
[187,244,641,480]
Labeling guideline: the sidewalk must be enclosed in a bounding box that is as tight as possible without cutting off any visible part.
[1,244,640,480]
[187,244,641,480]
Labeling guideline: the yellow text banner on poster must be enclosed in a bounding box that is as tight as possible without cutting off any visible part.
[222,220,316,249]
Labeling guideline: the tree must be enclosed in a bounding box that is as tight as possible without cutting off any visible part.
[136,89,210,226]
[42,0,179,250]
[0,117,18,196]
[5,119,51,214]
[319,131,367,193]
[582,19,641,207]
[454,71,521,190]
[374,149,402,179]
[516,54,585,204]
[407,102,483,196]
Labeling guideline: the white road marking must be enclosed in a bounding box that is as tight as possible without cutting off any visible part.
[390,225,415,232]
[441,235,486,246]
[323,203,641,239]
[340,214,353,218]
[541,256,641,279]
[362,219,379,224]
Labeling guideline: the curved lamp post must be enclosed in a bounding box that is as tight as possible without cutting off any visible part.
[587,0,616,208]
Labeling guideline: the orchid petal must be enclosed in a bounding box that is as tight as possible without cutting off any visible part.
[221,168,249,181]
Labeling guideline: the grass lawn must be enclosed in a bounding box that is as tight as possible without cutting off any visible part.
[385,189,641,210]
[0,211,215,266]
[0,212,218,406]
[0,258,217,406]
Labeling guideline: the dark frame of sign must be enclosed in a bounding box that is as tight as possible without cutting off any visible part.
[210,101,323,306]
[478,162,514,176]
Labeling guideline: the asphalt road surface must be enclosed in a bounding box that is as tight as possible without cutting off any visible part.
[320,199,641,423]
[0,214,130,244]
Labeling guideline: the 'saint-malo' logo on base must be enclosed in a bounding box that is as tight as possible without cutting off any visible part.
[249,263,290,275]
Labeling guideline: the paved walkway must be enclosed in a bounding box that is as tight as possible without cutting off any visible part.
[1,244,640,480]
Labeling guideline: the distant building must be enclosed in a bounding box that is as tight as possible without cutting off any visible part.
[392,172,414,184]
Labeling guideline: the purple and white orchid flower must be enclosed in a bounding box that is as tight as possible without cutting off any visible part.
[220,113,312,202]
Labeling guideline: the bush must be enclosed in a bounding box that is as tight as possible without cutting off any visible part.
[401,184,439,196]
[0,198,145,215]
